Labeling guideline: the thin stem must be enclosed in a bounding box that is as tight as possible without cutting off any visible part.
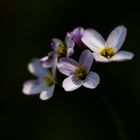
[101,95,128,140]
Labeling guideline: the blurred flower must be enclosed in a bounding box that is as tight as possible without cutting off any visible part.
[70,27,86,48]
[22,59,56,100]
[82,25,134,62]
[57,49,100,91]
[51,33,75,59]
[40,51,57,68]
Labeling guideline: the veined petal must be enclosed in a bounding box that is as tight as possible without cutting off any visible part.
[62,75,82,91]
[106,25,127,52]
[71,27,85,47]
[39,85,55,100]
[83,71,100,89]
[67,48,74,57]
[79,49,94,72]
[28,59,48,77]
[51,38,62,51]
[81,29,105,52]
[41,52,57,68]
[65,33,75,49]
[22,80,44,95]
[110,51,134,61]
[93,52,110,63]
[57,58,78,76]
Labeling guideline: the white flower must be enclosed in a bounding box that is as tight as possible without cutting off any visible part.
[82,25,134,62]
[57,49,100,91]
[22,59,55,100]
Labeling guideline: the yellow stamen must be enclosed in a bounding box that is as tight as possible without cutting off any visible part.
[100,47,115,59]
[43,74,54,87]
[75,66,87,80]
[57,42,67,58]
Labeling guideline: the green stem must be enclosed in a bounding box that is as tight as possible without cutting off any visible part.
[101,95,128,140]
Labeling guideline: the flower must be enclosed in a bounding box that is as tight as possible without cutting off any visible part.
[81,25,134,62]
[51,33,75,59]
[70,27,86,48]
[22,59,56,100]
[57,49,100,91]
[41,33,75,72]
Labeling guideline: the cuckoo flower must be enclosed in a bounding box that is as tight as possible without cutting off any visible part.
[57,49,100,91]
[82,25,134,62]
[22,59,56,100]
[51,33,75,59]
[70,27,85,48]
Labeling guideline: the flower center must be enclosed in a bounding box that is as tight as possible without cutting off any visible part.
[57,42,67,58]
[75,66,87,80]
[43,74,54,87]
[100,47,115,59]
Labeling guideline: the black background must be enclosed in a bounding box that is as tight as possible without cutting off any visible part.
[1,0,140,140]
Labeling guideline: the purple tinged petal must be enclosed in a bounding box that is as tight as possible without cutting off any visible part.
[22,80,44,95]
[57,58,78,76]
[65,33,75,57]
[110,51,134,61]
[79,49,94,72]
[67,48,74,57]
[28,59,48,77]
[40,52,57,68]
[83,71,100,89]
[65,33,75,49]
[39,85,55,100]
[51,38,62,51]
[81,29,105,52]
[71,27,85,48]
[105,25,127,52]
[62,75,82,91]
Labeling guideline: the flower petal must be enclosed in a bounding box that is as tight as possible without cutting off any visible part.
[51,38,62,51]
[40,52,57,68]
[71,27,85,48]
[57,58,78,76]
[62,75,82,91]
[79,49,94,72]
[65,33,75,49]
[22,80,44,95]
[93,52,110,63]
[105,25,127,52]
[110,51,134,61]
[67,48,74,57]
[83,71,100,89]
[81,29,105,52]
[28,59,48,77]
[39,85,55,100]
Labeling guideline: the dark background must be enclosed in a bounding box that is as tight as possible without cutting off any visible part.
[1,0,140,140]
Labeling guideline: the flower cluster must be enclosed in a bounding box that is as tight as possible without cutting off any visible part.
[22,25,134,100]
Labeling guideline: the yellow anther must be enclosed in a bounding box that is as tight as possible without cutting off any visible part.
[44,74,54,87]
[100,47,115,59]
[75,66,87,80]
[57,42,67,58]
